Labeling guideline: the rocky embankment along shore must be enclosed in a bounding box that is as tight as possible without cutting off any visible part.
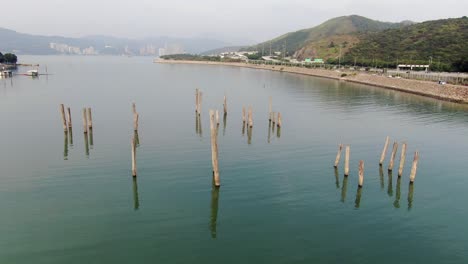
[157,60,468,104]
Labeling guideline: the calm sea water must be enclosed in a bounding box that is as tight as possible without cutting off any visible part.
[1,56,468,264]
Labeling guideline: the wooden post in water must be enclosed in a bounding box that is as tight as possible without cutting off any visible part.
[133,113,139,132]
[195,89,199,113]
[87,107,93,129]
[59,104,68,132]
[334,144,343,168]
[277,112,282,128]
[209,110,220,187]
[398,143,407,177]
[248,106,253,128]
[215,110,220,125]
[223,96,227,115]
[409,151,419,183]
[379,136,390,165]
[268,96,272,121]
[271,111,276,125]
[358,160,364,187]
[388,142,398,171]
[242,106,246,124]
[82,108,88,133]
[67,107,72,129]
[131,137,137,177]
[344,146,350,176]
[132,102,136,115]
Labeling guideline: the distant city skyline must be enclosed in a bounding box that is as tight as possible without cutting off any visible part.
[2,0,467,44]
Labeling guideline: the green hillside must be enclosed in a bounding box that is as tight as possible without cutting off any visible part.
[342,17,468,71]
[246,15,405,55]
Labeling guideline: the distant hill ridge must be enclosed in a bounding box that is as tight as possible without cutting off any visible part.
[245,15,412,55]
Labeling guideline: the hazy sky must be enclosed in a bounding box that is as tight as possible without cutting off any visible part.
[2,0,466,44]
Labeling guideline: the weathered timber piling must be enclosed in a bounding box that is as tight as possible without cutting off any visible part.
[132,102,136,115]
[216,110,220,125]
[133,113,139,131]
[344,146,350,176]
[242,106,246,124]
[82,108,88,133]
[131,137,137,177]
[87,107,93,129]
[268,96,272,121]
[277,112,282,128]
[334,144,343,168]
[398,143,407,177]
[209,110,220,187]
[60,104,68,131]
[388,142,398,171]
[67,107,72,129]
[409,151,419,183]
[195,89,199,113]
[271,112,276,125]
[358,160,364,187]
[223,96,227,115]
[379,136,390,165]
[248,106,253,128]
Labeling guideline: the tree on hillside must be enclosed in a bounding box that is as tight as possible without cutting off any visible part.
[0,52,4,63]
[3,53,17,64]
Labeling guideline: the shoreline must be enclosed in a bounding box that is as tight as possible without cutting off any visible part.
[156,60,468,104]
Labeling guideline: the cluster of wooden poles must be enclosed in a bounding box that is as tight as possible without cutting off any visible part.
[333,136,420,189]
[59,104,94,158]
[195,90,283,187]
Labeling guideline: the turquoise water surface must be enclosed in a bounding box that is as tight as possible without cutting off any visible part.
[1,56,468,263]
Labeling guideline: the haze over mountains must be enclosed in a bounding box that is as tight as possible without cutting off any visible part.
[0,27,231,56]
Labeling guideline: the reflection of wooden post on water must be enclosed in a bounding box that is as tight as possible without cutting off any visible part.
[68,127,73,146]
[379,136,390,165]
[387,171,393,197]
[394,177,401,208]
[132,177,139,210]
[198,92,202,115]
[334,167,340,189]
[132,102,136,115]
[379,166,384,190]
[354,187,362,208]
[388,142,398,171]
[131,137,137,177]
[358,160,364,187]
[344,146,350,176]
[60,104,68,132]
[222,112,227,136]
[210,185,220,238]
[82,108,88,133]
[247,125,253,144]
[341,176,348,203]
[409,151,419,183]
[67,107,72,129]
[84,133,89,157]
[89,128,94,146]
[63,131,68,160]
[334,144,343,168]
[408,182,414,210]
[209,110,220,187]
[398,143,407,177]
